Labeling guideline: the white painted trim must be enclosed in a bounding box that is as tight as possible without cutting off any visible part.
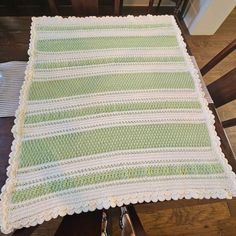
[184,0,236,35]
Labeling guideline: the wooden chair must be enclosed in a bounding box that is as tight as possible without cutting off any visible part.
[114,0,123,16]
[48,0,122,16]
[48,0,99,16]
[148,0,189,18]
[201,39,236,128]
[47,0,59,15]
[120,206,147,236]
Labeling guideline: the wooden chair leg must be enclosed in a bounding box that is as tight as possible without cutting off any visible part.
[71,0,98,16]
[148,0,163,14]
[114,0,122,16]
[174,0,183,17]
[148,0,155,13]
[207,68,236,108]
[101,211,110,236]
[48,0,59,15]
[120,205,147,236]
[180,0,189,18]
[156,0,162,13]
[201,39,236,76]
[222,118,236,129]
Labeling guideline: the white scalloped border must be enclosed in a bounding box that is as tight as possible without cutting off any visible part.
[0,16,37,234]
[0,15,236,234]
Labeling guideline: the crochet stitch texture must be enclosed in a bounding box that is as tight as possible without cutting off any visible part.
[0,15,236,234]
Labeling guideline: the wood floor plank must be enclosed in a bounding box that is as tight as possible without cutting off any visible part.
[216,218,236,236]
[227,198,236,217]
[135,199,223,212]
[136,202,231,236]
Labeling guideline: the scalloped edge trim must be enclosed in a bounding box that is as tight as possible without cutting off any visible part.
[0,16,37,234]
[0,15,236,234]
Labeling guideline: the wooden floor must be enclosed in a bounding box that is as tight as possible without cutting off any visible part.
[0,7,235,236]
[135,199,236,236]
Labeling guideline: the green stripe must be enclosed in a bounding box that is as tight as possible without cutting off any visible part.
[35,56,185,70]
[37,24,173,31]
[19,124,210,168]
[37,36,178,52]
[25,101,201,124]
[12,163,223,203]
[29,72,194,100]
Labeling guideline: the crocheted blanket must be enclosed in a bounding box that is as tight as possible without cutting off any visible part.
[1,15,236,233]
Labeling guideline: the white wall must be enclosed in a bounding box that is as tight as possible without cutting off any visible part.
[184,0,236,35]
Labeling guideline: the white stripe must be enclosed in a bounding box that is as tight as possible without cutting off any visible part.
[18,147,212,173]
[16,151,217,185]
[37,24,173,32]
[27,90,198,113]
[37,28,175,40]
[35,48,183,62]
[34,63,187,80]
[26,108,201,120]
[23,111,204,140]
[26,103,200,118]
[34,15,174,26]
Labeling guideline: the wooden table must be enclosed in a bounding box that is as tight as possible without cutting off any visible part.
[0,16,236,236]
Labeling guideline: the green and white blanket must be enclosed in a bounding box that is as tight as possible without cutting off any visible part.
[1,15,236,233]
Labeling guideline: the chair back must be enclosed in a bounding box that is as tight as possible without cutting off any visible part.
[200,39,236,128]
[48,0,98,16]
